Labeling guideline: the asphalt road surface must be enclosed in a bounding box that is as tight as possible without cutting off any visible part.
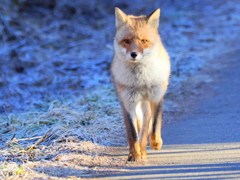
[99,50,240,179]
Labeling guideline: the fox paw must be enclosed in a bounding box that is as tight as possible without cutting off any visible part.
[150,136,163,150]
[141,150,147,159]
[127,152,142,161]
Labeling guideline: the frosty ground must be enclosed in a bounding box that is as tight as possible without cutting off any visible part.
[0,0,240,179]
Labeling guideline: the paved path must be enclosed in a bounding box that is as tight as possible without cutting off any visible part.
[99,50,240,179]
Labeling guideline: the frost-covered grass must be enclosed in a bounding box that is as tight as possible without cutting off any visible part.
[0,85,126,147]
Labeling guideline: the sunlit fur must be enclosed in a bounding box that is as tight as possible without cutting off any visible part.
[111,7,171,161]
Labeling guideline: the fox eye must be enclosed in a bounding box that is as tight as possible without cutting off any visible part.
[123,39,130,44]
[140,39,148,44]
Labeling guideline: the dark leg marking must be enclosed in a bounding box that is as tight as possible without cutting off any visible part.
[124,111,138,142]
[152,100,163,134]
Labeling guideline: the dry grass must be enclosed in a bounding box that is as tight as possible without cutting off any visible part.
[0,141,128,179]
[0,86,128,179]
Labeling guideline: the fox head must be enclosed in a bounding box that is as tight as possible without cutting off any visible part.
[114,7,161,63]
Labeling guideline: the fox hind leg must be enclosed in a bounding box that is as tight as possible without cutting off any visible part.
[136,102,143,134]
[139,101,151,159]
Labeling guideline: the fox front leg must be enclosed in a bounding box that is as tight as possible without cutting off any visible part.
[115,84,142,161]
[122,107,142,161]
[150,100,163,150]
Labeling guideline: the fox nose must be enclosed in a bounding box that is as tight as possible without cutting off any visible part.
[131,52,137,58]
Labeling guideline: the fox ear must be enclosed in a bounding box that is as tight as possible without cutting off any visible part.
[147,9,160,28]
[115,7,128,29]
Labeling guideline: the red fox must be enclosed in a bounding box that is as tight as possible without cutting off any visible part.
[111,7,171,161]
